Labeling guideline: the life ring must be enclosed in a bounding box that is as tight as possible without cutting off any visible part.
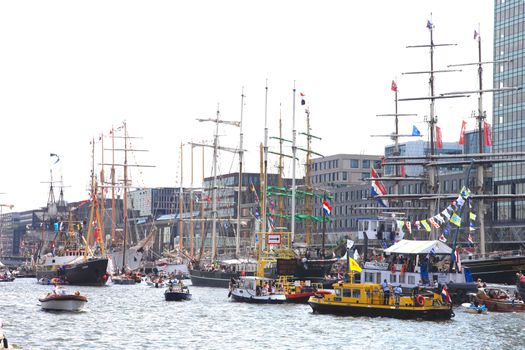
[415,294,425,307]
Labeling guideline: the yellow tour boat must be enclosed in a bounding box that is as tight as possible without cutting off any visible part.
[308,275,454,320]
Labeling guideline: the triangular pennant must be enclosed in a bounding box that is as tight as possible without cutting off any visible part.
[438,234,447,242]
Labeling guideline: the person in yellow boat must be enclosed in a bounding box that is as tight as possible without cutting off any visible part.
[381,279,390,305]
[393,284,402,307]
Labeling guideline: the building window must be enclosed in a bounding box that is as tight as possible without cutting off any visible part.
[342,172,347,181]
[362,160,370,168]
[351,159,359,168]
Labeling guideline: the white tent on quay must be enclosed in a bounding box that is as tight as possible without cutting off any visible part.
[383,240,452,255]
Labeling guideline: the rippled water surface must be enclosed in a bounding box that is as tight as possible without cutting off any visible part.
[1,278,524,349]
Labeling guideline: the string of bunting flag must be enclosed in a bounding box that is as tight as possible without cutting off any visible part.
[392,186,476,245]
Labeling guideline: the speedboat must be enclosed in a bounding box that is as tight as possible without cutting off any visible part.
[111,274,136,285]
[145,276,167,288]
[461,302,488,314]
[39,289,88,311]
[474,287,525,312]
[164,282,192,301]
[0,271,14,282]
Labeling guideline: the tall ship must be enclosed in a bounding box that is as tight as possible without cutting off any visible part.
[34,169,108,286]
[99,122,156,275]
[188,101,258,288]
[347,19,525,286]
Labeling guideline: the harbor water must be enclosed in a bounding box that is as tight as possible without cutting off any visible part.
[1,278,524,349]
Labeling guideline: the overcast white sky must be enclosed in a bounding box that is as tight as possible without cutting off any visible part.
[0,1,494,212]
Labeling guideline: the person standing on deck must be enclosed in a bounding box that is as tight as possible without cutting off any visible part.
[381,279,390,305]
[393,284,402,307]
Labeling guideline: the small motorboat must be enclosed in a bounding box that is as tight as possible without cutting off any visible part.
[164,282,192,301]
[111,274,136,285]
[0,271,14,282]
[229,276,287,304]
[461,302,488,314]
[39,288,88,312]
[146,277,167,288]
[474,287,525,312]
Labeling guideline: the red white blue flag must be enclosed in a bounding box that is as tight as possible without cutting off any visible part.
[441,286,452,304]
[322,199,332,216]
[370,168,388,207]
[454,247,462,272]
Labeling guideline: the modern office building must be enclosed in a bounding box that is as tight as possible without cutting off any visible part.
[384,140,463,177]
[493,0,525,222]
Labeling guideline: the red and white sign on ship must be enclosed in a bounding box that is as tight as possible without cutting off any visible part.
[267,234,281,245]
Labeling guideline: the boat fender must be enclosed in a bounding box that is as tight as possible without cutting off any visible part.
[450,310,455,318]
[415,294,425,307]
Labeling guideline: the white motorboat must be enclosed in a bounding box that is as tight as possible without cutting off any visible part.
[39,289,88,311]
[229,276,286,304]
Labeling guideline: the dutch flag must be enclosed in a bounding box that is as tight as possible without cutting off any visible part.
[441,285,452,304]
[322,199,332,216]
[371,168,389,207]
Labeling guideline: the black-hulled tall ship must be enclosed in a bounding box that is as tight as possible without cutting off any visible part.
[35,206,109,286]
[34,169,108,286]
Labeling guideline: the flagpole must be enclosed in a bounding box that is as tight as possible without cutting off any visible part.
[321,199,326,258]
[262,80,268,234]
[393,82,400,199]
[476,29,486,257]
[291,82,297,243]
[236,87,245,258]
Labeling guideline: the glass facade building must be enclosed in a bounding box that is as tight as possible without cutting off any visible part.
[493,0,525,221]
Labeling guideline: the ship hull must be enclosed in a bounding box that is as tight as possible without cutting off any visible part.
[462,255,525,284]
[309,301,453,320]
[39,294,88,312]
[274,258,337,281]
[36,258,109,286]
[189,269,250,288]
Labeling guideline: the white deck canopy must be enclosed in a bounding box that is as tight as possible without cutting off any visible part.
[384,240,452,255]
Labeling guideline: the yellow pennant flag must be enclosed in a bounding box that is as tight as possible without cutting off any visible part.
[349,257,362,272]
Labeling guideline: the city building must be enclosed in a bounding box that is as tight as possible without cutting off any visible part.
[493,0,525,222]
